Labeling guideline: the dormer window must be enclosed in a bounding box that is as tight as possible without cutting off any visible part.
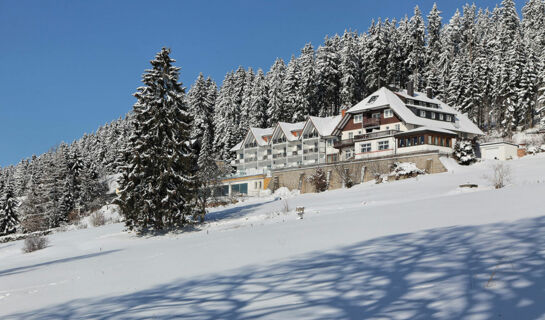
[384,109,393,118]
[446,115,452,122]
[367,95,378,104]
[439,113,444,121]
[353,114,363,123]
[431,112,436,119]
[419,110,426,117]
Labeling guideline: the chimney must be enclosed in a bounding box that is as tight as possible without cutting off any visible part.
[407,81,414,97]
[426,87,433,99]
[341,109,346,117]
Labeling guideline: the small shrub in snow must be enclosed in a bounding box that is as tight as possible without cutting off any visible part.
[89,211,106,227]
[527,146,540,155]
[281,199,290,214]
[390,162,425,179]
[307,168,328,193]
[23,235,48,253]
[487,163,511,189]
[454,140,476,165]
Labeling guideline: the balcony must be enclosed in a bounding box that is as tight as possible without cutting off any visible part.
[303,148,318,154]
[273,153,287,159]
[354,130,401,141]
[333,139,354,149]
[362,118,380,127]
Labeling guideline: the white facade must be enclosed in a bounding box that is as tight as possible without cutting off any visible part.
[480,142,519,161]
[230,116,341,175]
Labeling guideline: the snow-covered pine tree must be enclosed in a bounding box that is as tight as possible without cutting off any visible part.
[339,30,359,109]
[453,139,477,165]
[0,182,19,236]
[116,48,202,232]
[248,69,268,128]
[425,3,443,91]
[188,73,216,173]
[297,43,317,117]
[266,58,287,125]
[282,55,304,122]
[213,72,238,160]
[406,6,426,89]
[316,35,341,116]
[237,67,253,138]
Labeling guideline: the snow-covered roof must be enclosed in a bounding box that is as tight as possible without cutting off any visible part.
[230,141,243,152]
[395,126,457,136]
[250,127,274,146]
[307,115,342,136]
[277,121,305,141]
[345,87,484,136]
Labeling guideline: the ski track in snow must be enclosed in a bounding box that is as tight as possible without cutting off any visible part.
[2,155,545,319]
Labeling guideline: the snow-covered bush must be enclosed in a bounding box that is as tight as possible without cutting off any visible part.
[89,211,106,227]
[487,163,511,189]
[527,146,540,155]
[307,168,328,193]
[389,162,425,179]
[23,235,48,253]
[454,140,476,165]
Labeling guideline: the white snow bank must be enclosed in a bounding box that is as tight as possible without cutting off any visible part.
[273,187,300,198]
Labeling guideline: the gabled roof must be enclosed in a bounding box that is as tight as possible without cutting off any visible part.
[307,115,342,137]
[275,121,305,141]
[249,127,274,146]
[230,127,273,151]
[230,141,243,152]
[343,87,484,136]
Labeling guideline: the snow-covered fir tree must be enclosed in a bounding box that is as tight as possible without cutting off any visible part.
[266,58,287,125]
[248,69,268,128]
[454,140,477,165]
[316,35,341,116]
[188,73,216,171]
[0,182,19,236]
[116,48,202,232]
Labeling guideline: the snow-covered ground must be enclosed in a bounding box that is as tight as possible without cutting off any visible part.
[2,155,545,319]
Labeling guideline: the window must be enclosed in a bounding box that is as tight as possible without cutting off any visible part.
[360,143,371,153]
[431,112,436,119]
[367,95,378,104]
[395,124,400,131]
[239,153,244,159]
[428,136,432,144]
[399,139,405,147]
[353,114,363,123]
[348,132,354,139]
[378,140,389,150]
[434,137,439,145]
[439,113,444,121]
[384,109,393,118]
[358,130,362,135]
[420,110,426,117]
[446,115,452,122]
[419,136,425,144]
[327,139,332,147]
[412,137,418,146]
[446,138,451,147]
[346,149,353,159]
[372,113,381,119]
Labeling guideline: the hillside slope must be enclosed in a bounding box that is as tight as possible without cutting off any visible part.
[2,155,545,319]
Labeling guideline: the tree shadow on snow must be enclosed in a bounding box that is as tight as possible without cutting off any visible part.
[6,217,545,319]
[205,200,277,223]
[0,249,122,278]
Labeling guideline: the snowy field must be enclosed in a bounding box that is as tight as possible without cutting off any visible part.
[2,155,545,319]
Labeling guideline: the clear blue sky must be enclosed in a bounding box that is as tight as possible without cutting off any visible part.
[0,0,522,167]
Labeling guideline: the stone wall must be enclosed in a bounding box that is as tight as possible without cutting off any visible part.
[269,151,447,194]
